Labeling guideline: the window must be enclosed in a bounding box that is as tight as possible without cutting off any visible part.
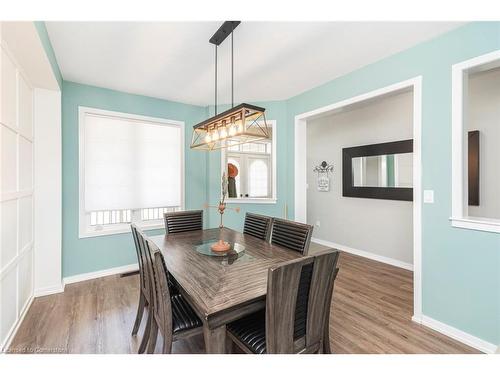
[221,120,276,203]
[451,50,500,233]
[79,107,184,237]
[248,158,269,197]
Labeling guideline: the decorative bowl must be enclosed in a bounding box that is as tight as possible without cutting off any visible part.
[211,239,231,252]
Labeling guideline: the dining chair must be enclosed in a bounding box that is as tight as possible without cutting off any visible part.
[270,218,314,255]
[164,210,203,234]
[130,223,154,353]
[226,251,340,354]
[145,238,203,353]
[243,212,273,241]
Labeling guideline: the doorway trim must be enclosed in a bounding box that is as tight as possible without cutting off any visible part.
[293,76,423,319]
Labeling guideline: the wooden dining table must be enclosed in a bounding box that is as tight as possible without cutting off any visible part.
[149,227,304,353]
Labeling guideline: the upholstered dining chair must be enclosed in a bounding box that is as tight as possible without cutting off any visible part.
[130,223,154,353]
[226,251,340,354]
[243,212,273,241]
[270,218,314,255]
[145,238,203,353]
[163,210,203,234]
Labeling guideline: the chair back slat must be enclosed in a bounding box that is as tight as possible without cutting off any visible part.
[131,224,145,290]
[145,238,173,337]
[243,213,273,241]
[131,223,153,302]
[265,251,339,354]
[271,218,313,255]
[164,210,203,234]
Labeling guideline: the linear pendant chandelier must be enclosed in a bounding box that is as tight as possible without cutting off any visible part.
[190,21,270,151]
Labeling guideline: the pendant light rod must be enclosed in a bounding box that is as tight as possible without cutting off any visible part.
[215,44,218,115]
[209,21,240,115]
[231,29,234,108]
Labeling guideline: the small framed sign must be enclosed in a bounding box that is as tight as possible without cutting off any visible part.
[313,161,334,192]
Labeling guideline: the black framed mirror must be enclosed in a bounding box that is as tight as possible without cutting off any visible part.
[342,139,413,201]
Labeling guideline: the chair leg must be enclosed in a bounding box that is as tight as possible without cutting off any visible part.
[323,321,331,354]
[132,292,146,335]
[147,319,159,354]
[225,334,233,354]
[162,334,173,354]
[138,309,152,354]
[318,340,323,354]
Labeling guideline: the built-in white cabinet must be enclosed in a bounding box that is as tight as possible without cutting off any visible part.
[0,38,34,350]
[1,21,62,352]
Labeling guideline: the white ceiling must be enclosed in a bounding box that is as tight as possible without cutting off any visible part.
[3,22,59,90]
[46,22,463,106]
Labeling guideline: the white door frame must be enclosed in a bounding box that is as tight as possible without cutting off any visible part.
[450,49,500,233]
[294,76,423,319]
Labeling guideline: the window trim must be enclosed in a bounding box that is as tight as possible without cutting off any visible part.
[220,120,277,204]
[78,106,185,238]
[451,50,500,234]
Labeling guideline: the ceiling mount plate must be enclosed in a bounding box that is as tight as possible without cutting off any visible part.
[209,21,241,45]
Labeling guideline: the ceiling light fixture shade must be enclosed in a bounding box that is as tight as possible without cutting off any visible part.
[190,21,269,151]
[190,103,269,150]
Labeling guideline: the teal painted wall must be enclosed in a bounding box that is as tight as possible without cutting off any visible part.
[33,21,63,89]
[62,81,207,277]
[204,22,500,345]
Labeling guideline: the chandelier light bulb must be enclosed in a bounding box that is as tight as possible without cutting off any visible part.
[228,125,236,136]
[220,127,228,139]
[205,133,212,143]
[237,122,244,133]
[211,130,219,141]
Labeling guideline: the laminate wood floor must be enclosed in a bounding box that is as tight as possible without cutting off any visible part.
[8,250,479,354]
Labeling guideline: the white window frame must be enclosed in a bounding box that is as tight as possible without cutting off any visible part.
[451,50,500,233]
[78,106,185,238]
[220,120,277,204]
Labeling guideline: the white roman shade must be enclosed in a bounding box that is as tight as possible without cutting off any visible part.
[82,111,182,211]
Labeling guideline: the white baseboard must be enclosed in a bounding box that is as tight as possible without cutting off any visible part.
[34,284,65,297]
[63,263,139,286]
[1,295,34,353]
[311,237,414,271]
[412,314,498,354]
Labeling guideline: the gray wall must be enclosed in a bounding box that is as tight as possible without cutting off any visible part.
[467,67,500,220]
[306,91,414,265]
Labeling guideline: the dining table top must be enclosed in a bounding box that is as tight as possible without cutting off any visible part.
[149,227,303,322]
